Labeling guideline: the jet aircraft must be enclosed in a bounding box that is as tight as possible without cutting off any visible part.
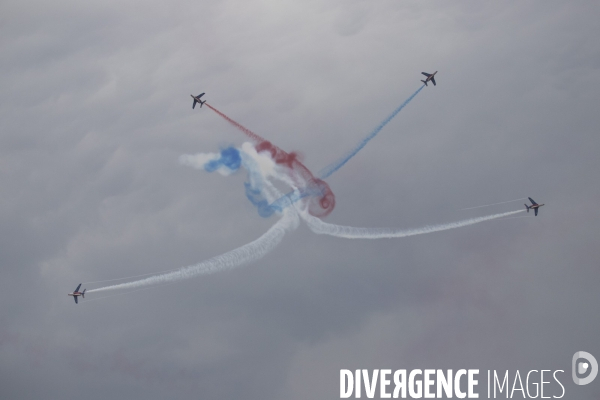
[68,284,86,304]
[421,71,438,86]
[525,197,544,216]
[191,92,206,109]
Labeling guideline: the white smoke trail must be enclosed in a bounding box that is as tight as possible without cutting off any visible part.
[489,215,534,221]
[89,144,299,294]
[83,282,180,302]
[85,140,528,295]
[89,209,298,293]
[461,198,527,210]
[301,209,524,239]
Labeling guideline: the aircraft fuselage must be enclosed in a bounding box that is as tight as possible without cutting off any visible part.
[525,202,544,216]
[191,93,206,109]
[68,284,85,303]
[425,71,437,83]
[421,71,438,86]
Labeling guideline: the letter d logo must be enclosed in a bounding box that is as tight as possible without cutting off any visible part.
[572,351,598,385]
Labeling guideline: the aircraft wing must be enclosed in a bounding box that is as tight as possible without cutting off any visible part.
[431,77,436,86]
[421,72,431,77]
[535,208,538,216]
[75,283,81,292]
[74,296,78,304]
[192,100,197,109]
[197,93,205,98]
[528,197,538,205]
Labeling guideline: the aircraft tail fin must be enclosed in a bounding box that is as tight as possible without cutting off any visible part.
[82,289,86,298]
[421,80,427,86]
[525,204,530,212]
[199,100,206,108]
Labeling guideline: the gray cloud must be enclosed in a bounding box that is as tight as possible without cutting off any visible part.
[1,0,600,399]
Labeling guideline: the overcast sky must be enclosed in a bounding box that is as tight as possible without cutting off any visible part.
[1,1,600,398]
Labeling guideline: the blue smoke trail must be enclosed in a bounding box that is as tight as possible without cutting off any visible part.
[189,146,285,218]
[257,85,425,216]
[318,85,424,179]
[204,147,241,173]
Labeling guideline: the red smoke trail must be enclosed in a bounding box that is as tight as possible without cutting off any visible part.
[205,103,335,217]
[205,103,264,143]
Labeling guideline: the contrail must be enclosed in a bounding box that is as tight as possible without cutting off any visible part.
[318,85,424,179]
[461,198,528,210]
[300,209,525,239]
[88,209,299,293]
